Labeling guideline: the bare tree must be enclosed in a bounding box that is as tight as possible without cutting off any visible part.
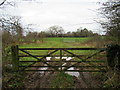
[1,16,24,46]
[99,0,120,44]
[38,31,46,43]
[48,25,64,37]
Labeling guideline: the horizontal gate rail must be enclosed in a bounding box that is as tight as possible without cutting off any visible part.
[19,60,105,62]
[19,65,106,68]
[19,48,106,50]
[24,70,106,72]
[19,55,86,57]
[19,55,106,57]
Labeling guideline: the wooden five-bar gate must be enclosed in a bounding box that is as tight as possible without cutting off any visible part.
[11,45,107,72]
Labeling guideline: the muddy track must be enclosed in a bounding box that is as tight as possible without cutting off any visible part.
[23,68,101,88]
[22,57,102,88]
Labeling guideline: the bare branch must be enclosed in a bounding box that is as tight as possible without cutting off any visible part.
[0,0,6,6]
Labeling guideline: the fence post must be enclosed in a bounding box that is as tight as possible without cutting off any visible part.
[11,45,19,71]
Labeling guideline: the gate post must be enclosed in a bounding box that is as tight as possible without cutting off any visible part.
[11,45,19,71]
[106,44,119,70]
[60,49,62,71]
[117,46,120,70]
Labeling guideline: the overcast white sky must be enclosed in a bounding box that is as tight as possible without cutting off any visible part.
[1,0,107,34]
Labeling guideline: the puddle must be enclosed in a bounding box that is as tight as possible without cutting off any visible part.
[46,57,73,61]
[66,57,73,61]
[65,67,79,77]
[38,63,48,74]
[38,57,80,78]
[46,57,51,61]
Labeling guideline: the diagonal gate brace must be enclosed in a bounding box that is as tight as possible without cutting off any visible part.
[20,49,59,71]
[63,49,105,71]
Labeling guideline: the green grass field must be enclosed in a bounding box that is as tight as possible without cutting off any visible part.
[19,37,95,57]
[20,37,91,48]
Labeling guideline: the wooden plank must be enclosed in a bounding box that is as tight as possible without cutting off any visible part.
[19,65,106,68]
[85,50,105,60]
[19,48,106,50]
[60,49,62,70]
[19,55,85,57]
[19,60,106,62]
[19,55,106,57]
[24,70,106,72]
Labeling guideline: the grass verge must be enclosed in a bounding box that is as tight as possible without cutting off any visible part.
[49,72,74,88]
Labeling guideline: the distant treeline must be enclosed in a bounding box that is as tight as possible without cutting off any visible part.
[2,17,100,48]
